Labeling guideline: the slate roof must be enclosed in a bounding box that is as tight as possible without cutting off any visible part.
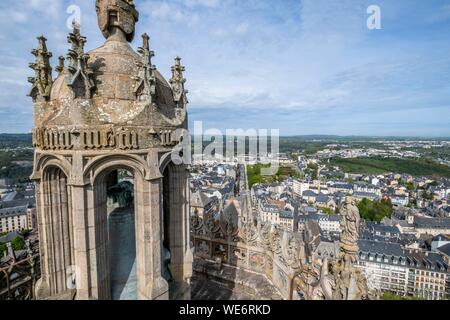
[332,183,353,190]
[0,198,35,209]
[437,243,450,257]
[414,217,450,229]
[1,192,24,202]
[0,205,28,218]
[371,224,400,235]
[353,191,379,199]
[358,240,404,258]
[315,194,330,203]
[302,190,317,197]
[279,210,293,219]
[405,251,448,272]
[432,234,450,242]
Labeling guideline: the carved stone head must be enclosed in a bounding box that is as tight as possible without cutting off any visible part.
[345,196,355,205]
[96,0,139,42]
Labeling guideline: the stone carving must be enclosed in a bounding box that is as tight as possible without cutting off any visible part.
[33,127,143,150]
[115,127,139,150]
[33,128,74,150]
[133,33,157,102]
[190,194,370,300]
[331,197,368,300]
[82,128,115,149]
[96,0,139,42]
[280,231,303,271]
[28,36,53,102]
[160,130,174,146]
[66,24,95,99]
[240,221,259,245]
[56,56,65,76]
[294,258,336,300]
[340,196,360,253]
[213,243,228,263]
[196,241,210,257]
[170,57,188,108]
[249,252,265,272]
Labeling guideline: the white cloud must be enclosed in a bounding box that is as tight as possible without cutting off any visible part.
[183,0,221,8]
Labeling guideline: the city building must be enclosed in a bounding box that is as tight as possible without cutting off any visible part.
[356,240,408,296]
[356,240,450,300]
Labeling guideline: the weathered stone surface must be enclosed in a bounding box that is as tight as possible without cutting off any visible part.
[30,1,191,301]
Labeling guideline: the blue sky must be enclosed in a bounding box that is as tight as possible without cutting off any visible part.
[0,0,450,136]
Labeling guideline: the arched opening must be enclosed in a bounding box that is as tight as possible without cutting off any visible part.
[107,169,136,300]
[42,165,74,295]
[93,167,138,300]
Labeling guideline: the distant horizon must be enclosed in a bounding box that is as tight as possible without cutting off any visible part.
[1,132,450,140]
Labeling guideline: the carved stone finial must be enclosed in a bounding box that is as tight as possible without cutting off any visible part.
[96,0,139,42]
[65,24,95,99]
[56,56,65,75]
[133,33,157,102]
[170,56,188,107]
[28,36,53,102]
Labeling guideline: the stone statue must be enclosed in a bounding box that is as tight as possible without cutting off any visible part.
[96,0,139,42]
[332,196,367,300]
[340,196,360,254]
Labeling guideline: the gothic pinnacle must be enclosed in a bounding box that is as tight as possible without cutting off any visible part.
[170,56,188,106]
[28,35,53,102]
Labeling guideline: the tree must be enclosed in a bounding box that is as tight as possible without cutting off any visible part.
[319,207,334,215]
[357,198,393,222]
[11,236,25,251]
[382,292,422,300]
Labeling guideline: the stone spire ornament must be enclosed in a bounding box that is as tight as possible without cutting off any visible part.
[56,56,65,76]
[28,36,53,102]
[133,33,157,102]
[65,23,95,99]
[170,56,189,108]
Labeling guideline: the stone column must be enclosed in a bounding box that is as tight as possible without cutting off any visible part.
[167,164,193,283]
[135,176,168,300]
[34,179,51,299]
[70,183,91,300]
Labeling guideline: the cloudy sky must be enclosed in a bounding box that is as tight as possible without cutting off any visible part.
[0,0,450,136]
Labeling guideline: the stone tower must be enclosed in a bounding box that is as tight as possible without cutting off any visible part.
[29,0,192,300]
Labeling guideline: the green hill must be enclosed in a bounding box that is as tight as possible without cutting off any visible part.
[330,157,450,178]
